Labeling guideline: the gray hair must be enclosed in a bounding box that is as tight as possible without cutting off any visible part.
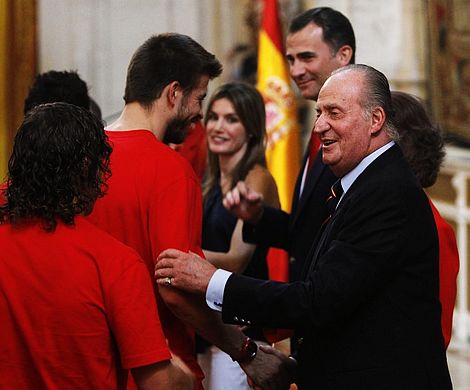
[332,64,399,141]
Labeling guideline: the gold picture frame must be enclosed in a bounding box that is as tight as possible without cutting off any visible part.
[428,0,470,142]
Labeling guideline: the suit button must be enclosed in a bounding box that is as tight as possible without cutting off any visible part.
[289,256,296,264]
[234,316,239,322]
[297,337,304,345]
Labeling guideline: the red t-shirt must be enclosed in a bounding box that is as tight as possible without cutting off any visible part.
[174,121,207,181]
[0,217,170,389]
[429,199,459,348]
[89,130,204,384]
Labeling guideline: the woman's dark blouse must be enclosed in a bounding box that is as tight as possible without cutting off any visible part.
[200,183,268,343]
[202,184,269,279]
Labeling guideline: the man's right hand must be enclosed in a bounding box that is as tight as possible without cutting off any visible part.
[240,344,296,390]
[223,181,264,224]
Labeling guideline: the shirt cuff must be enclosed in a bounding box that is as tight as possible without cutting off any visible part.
[206,269,232,311]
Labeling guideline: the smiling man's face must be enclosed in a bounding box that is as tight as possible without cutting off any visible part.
[314,70,374,177]
[286,23,344,101]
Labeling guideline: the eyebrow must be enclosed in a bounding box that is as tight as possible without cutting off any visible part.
[286,50,316,58]
[317,103,342,112]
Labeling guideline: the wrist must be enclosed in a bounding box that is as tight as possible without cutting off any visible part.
[232,337,258,363]
[250,205,264,225]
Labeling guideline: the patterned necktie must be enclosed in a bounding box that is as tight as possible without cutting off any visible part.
[307,129,321,172]
[326,179,344,217]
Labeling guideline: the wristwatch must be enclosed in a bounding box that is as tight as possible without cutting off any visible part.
[234,337,258,363]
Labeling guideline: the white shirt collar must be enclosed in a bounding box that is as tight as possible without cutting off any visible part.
[340,141,395,197]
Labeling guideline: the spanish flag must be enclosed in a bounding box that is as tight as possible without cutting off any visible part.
[257,0,301,282]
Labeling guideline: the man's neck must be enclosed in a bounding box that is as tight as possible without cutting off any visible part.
[106,102,165,141]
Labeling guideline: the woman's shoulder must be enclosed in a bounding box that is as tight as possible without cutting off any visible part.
[245,164,273,184]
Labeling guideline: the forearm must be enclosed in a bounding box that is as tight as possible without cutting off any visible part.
[158,285,247,360]
[243,206,291,250]
[132,360,193,390]
[203,243,255,274]
[204,249,246,273]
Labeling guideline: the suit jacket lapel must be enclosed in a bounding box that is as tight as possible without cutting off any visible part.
[302,145,402,278]
[290,149,309,219]
[292,151,326,227]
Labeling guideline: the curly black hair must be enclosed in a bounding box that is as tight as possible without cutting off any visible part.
[0,102,112,231]
[391,91,445,188]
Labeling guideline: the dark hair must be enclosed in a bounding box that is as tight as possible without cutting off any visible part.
[392,91,445,188]
[124,33,222,108]
[24,70,91,114]
[334,64,398,139]
[203,82,266,198]
[1,102,112,231]
[89,97,103,120]
[289,7,356,64]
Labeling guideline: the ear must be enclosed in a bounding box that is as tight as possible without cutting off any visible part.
[166,81,182,108]
[335,45,353,66]
[370,106,386,135]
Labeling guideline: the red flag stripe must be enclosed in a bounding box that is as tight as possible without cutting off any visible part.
[261,0,283,52]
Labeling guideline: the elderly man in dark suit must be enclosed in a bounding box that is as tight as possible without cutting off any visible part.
[156,64,452,389]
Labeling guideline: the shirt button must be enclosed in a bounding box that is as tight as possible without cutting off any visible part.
[289,256,296,264]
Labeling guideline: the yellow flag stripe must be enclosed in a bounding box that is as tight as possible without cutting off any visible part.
[257,30,300,211]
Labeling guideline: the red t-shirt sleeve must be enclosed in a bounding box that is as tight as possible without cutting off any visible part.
[105,258,171,369]
[149,170,204,261]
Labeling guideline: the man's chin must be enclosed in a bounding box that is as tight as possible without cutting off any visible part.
[301,88,319,101]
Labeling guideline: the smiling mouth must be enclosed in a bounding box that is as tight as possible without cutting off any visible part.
[297,79,315,87]
[211,136,228,143]
[322,140,336,147]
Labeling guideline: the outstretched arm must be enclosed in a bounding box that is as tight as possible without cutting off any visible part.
[203,219,256,273]
[205,166,280,273]
[156,250,295,390]
[223,180,266,224]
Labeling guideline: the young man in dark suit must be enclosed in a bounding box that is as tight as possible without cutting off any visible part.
[156,64,452,389]
[237,7,355,282]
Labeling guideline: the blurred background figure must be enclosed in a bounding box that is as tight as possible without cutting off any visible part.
[172,121,207,181]
[198,82,280,390]
[392,91,459,349]
[24,70,102,120]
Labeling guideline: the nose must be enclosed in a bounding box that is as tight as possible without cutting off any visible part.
[290,60,305,79]
[313,114,330,135]
[209,117,223,132]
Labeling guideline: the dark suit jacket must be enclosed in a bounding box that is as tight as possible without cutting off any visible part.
[223,146,452,389]
[243,148,337,281]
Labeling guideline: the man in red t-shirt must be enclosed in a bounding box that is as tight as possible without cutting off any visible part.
[0,103,192,389]
[88,33,294,389]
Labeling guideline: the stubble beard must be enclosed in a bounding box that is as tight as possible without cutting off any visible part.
[163,97,196,145]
